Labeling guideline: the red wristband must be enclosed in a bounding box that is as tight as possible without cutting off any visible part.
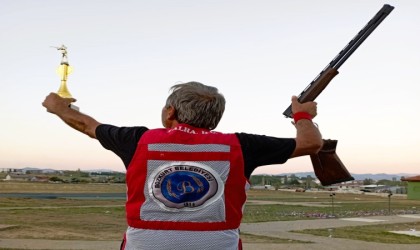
[293,112,313,123]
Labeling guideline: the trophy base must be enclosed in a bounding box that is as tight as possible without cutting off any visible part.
[69,104,79,111]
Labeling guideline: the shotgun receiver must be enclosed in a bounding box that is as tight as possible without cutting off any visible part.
[285,4,394,186]
[283,4,394,118]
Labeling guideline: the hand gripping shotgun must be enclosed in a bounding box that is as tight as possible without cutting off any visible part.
[283,4,394,186]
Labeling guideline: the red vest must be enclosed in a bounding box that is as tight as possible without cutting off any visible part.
[125,124,248,231]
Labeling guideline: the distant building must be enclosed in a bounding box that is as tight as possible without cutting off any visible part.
[251,185,274,190]
[360,184,387,193]
[401,175,420,200]
[0,168,18,173]
[4,173,31,181]
[30,176,50,182]
[324,180,364,192]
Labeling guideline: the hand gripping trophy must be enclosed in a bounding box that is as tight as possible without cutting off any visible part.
[52,45,79,110]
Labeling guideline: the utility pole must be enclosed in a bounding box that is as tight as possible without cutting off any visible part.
[388,192,393,214]
[330,193,336,217]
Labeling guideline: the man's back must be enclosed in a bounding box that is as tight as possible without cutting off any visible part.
[124,124,247,249]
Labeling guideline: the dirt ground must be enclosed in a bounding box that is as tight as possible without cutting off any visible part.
[2,215,420,250]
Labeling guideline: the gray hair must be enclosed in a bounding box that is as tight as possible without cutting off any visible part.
[165,81,225,130]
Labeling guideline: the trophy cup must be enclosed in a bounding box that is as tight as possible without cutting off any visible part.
[52,45,79,111]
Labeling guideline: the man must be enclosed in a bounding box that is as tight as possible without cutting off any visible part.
[42,81,322,249]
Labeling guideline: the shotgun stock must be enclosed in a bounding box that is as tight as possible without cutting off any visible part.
[311,140,354,186]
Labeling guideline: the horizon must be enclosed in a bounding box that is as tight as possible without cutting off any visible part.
[1,1,419,175]
[2,166,419,177]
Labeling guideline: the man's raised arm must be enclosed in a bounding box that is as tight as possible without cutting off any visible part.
[42,93,101,139]
[289,96,323,158]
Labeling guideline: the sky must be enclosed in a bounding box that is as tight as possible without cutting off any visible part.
[1,0,419,175]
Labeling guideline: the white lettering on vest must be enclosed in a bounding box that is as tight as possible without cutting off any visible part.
[174,166,214,181]
[154,168,174,188]
[170,126,197,134]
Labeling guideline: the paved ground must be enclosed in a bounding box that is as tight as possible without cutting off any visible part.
[241,214,420,250]
[1,215,420,249]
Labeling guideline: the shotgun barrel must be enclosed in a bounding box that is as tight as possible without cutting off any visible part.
[283,4,394,118]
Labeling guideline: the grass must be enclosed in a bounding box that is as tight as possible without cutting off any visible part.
[0,182,127,240]
[0,204,127,240]
[0,181,126,193]
[243,189,419,222]
[1,182,420,245]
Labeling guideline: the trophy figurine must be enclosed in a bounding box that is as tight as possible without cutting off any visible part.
[52,45,79,110]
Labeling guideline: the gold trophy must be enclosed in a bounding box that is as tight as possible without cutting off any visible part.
[52,45,79,111]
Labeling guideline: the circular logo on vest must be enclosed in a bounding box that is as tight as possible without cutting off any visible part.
[149,162,224,211]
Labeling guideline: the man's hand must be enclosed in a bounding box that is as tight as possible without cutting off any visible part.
[291,96,317,118]
[42,93,76,114]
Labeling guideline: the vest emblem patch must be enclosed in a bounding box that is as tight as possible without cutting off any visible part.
[149,162,224,211]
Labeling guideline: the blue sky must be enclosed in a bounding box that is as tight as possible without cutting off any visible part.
[1,0,419,175]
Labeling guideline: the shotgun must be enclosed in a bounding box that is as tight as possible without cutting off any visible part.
[285,4,394,186]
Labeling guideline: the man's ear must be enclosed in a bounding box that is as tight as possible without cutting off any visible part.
[166,106,176,120]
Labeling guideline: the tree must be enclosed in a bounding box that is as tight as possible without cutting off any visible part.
[289,179,300,186]
[377,179,391,185]
[49,176,63,182]
[70,177,80,183]
[363,178,374,185]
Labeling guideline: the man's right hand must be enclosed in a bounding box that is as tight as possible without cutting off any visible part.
[42,92,76,114]
[290,96,317,118]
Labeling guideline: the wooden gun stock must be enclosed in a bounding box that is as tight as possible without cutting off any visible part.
[310,139,354,186]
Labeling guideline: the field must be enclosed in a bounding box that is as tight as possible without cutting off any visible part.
[244,189,419,221]
[1,181,420,245]
[0,182,126,241]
